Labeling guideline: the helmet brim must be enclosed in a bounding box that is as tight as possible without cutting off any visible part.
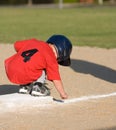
[58,58,71,66]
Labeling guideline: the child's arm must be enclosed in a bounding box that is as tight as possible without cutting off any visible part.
[53,80,68,99]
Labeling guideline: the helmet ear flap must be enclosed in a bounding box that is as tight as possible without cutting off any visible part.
[58,58,71,66]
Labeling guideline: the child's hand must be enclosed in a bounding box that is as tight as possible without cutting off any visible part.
[60,93,68,99]
[53,80,68,99]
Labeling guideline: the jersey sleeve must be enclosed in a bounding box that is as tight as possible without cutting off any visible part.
[45,46,61,81]
[46,60,61,80]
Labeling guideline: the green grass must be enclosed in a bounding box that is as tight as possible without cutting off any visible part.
[0,6,116,48]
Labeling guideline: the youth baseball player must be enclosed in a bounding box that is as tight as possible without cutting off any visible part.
[5,34,72,99]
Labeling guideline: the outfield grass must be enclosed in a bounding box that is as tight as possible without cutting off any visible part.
[0,6,116,48]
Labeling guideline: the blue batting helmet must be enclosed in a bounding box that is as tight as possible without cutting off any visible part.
[46,35,72,66]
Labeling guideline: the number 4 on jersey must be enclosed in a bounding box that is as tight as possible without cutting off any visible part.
[21,49,38,62]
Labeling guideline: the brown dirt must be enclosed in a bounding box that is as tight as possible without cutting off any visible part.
[0,44,116,130]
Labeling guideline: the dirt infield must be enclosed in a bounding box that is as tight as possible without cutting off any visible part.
[0,44,116,130]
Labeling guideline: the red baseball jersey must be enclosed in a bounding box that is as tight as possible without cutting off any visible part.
[5,39,61,84]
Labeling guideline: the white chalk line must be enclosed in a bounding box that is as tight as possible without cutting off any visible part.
[0,92,116,113]
[62,92,116,104]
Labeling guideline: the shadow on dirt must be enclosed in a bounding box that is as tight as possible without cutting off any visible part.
[94,126,116,130]
[70,59,116,83]
[0,84,19,95]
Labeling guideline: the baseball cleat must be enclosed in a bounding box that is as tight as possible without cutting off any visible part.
[19,84,32,94]
[31,82,50,96]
